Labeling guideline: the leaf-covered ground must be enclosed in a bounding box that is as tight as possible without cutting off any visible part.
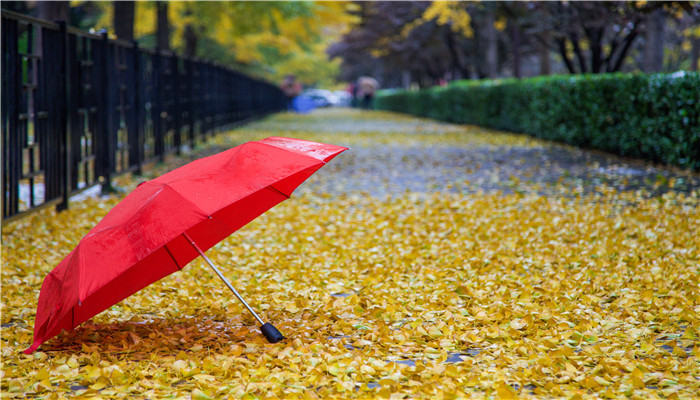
[2,109,699,399]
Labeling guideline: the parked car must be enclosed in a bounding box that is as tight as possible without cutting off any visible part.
[332,90,353,107]
[301,89,339,107]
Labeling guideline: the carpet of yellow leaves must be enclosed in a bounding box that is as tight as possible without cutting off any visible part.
[2,109,699,399]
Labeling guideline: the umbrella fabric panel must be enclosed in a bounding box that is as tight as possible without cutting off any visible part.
[259,137,346,162]
[167,162,329,263]
[76,244,183,325]
[28,268,80,352]
[77,186,208,301]
[268,164,327,197]
[32,245,182,352]
[175,188,290,261]
[156,142,316,214]
[85,181,205,237]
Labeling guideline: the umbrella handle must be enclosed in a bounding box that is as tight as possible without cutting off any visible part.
[183,233,285,343]
[261,323,285,343]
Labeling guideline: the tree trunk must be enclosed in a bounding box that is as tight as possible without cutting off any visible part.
[184,24,198,58]
[34,1,69,68]
[588,27,604,73]
[609,20,640,72]
[35,1,70,22]
[569,32,588,73]
[557,38,576,74]
[483,8,498,79]
[643,8,665,72]
[444,30,463,81]
[156,2,170,51]
[539,31,551,75]
[691,36,699,71]
[113,1,135,41]
[401,70,411,89]
[508,18,522,78]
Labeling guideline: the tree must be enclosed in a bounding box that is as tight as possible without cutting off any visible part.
[419,1,477,79]
[330,1,550,86]
[643,8,665,72]
[692,28,700,71]
[480,4,498,78]
[195,1,352,85]
[71,1,355,85]
[1,1,31,15]
[537,30,552,75]
[527,2,645,74]
[35,1,70,22]
[670,10,699,71]
[156,1,169,50]
[527,1,699,74]
[329,1,475,87]
[113,1,135,41]
[181,4,198,58]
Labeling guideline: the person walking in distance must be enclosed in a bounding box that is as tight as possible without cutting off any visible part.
[358,76,379,109]
[280,74,302,111]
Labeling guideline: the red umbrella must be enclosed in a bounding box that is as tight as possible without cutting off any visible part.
[24,137,348,353]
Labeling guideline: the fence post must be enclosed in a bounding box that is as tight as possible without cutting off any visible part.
[153,49,164,161]
[57,21,71,211]
[2,16,20,219]
[173,54,182,155]
[131,40,143,175]
[96,31,115,194]
[185,58,195,146]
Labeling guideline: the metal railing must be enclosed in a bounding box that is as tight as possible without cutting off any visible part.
[2,10,286,222]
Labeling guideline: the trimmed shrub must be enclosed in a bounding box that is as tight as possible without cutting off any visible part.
[376,72,700,170]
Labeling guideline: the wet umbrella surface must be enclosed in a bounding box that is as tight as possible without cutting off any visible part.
[24,137,347,353]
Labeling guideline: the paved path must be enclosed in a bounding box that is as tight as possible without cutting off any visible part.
[229,108,700,198]
[4,108,697,399]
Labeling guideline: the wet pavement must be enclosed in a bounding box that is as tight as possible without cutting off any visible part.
[254,109,700,198]
[300,142,700,198]
[149,108,700,199]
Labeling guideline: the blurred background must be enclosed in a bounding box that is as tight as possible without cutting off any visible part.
[3,1,699,92]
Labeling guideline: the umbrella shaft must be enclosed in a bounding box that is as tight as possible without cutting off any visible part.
[183,234,265,326]
[203,255,266,326]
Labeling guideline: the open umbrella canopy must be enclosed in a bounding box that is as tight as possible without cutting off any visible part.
[25,137,348,353]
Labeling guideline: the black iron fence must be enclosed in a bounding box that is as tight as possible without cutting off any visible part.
[2,10,286,222]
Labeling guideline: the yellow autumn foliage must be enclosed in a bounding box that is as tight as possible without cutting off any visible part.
[423,1,473,38]
[86,1,354,85]
[1,109,698,399]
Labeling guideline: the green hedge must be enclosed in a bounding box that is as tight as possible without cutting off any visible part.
[376,73,700,170]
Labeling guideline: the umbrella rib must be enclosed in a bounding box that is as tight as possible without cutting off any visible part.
[163,244,182,271]
[266,185,290,199]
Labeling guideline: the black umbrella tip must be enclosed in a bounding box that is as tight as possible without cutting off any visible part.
[261,322,285,343]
